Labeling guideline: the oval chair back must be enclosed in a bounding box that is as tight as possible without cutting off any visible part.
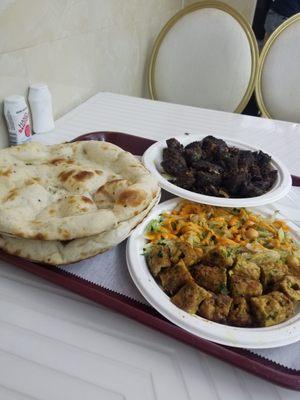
[256,13,300,123]
[148,1,258,113]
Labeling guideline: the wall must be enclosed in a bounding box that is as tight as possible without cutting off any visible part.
[0,0,183,148]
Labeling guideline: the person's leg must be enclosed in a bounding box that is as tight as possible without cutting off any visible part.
[264,9,288,43]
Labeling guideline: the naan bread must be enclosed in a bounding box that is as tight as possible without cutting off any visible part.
[0,141,159,240]
[0,192,160,265]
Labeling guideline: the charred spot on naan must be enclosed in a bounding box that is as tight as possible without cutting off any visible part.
[25,178,42,186]
[33,233,47,240]
[94,179,129,204]
[58,168,105,194]
[58,169,75,182]
[3,188,19,202]
[50,158,66,165]
[81,196,93,204]
[58,227,71,240]
[50,158,74,165]
[117,189,147,207]
[96,179,128,195]
[0,168,13,177]
[73,170,94,181]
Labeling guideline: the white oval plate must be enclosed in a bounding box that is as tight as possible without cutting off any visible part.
[143,134,292,208]
[126,198,300,349]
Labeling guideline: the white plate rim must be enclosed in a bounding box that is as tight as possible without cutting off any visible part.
[126,197,300,349]
[142,134,292,208]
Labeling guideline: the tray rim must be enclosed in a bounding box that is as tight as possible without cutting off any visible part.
[0,130,299,391]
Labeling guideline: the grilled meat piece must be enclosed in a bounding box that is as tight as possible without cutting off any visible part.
[185,141,202,150]
[171,282,211,314]
[192,264,227,294]
[159,259,193,295]
[174,169,196,190]
[201,136,228,160]
[169,241,203,267]
[230,257,261,281]
[260,263,289,289]
[230,275,263,298]
[250,291,294,327]
[160,135,278,198]
[161,148,187,176]
[228,297,252,327]
[195,170,222,188]
[146,244,171,277]
[184,147,203,168]
[166,138,184,153]
[198,293,233,323]
[203,246,234,268]
[254,150,272,167]
[275,275,300,301]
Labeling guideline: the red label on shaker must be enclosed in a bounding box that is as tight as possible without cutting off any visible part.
[4,95,32,146]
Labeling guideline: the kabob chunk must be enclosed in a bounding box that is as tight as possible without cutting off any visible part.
[276,275,300,301]
[260,263,288,288]
[228,297,252,327]
[169,241,203,267]
[250,291,294,327]
[202,246,234,268]
[159,260,192,295]
[198,293,233,323]
[231,256,260,280]
[192,264,227,294]
[146,244,171,277]
[230,275,263,298]
[171,282,211,314]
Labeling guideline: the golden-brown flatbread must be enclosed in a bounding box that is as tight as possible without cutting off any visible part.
[0,141,159,240]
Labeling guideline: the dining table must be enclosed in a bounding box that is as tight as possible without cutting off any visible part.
[0,92,300,400]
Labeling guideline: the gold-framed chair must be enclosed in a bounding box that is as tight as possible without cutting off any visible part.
[255,13,300,123]
[148,1,258,113]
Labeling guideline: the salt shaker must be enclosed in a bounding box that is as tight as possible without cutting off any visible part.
[4,95,32,145]
[28,83,55,133]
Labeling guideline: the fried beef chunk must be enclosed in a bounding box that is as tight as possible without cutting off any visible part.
[231,256,261,281]
[161,148,187,176]
[174,169,196,190]
[159,259,192,295]
[260,263,289,289]
[146,244,171,277]
[228,297,252,327]
[171,282,211,314]
[184,147,202,168]
[230,275,263,298]
[161,135,278,198]
[275,275,300,301]
[169,241,203,267]
[166,138,184,153]
[250,291,294,327]
[192,264,227,294]
[201,136,228,161]
[198,293,233,323]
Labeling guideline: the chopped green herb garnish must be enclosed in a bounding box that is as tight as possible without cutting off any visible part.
[147,219,162,232]
[157,250,163,258]
[219,284,229,295]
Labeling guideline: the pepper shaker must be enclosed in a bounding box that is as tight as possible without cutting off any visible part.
[28,83,55,133]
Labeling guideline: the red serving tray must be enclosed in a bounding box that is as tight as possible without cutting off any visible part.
[1,131,299,391]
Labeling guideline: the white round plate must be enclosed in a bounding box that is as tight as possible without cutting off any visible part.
[142,134,292,208]
[126,198,300,349]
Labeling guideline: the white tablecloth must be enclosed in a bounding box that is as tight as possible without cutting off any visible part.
[1,92,299,400]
